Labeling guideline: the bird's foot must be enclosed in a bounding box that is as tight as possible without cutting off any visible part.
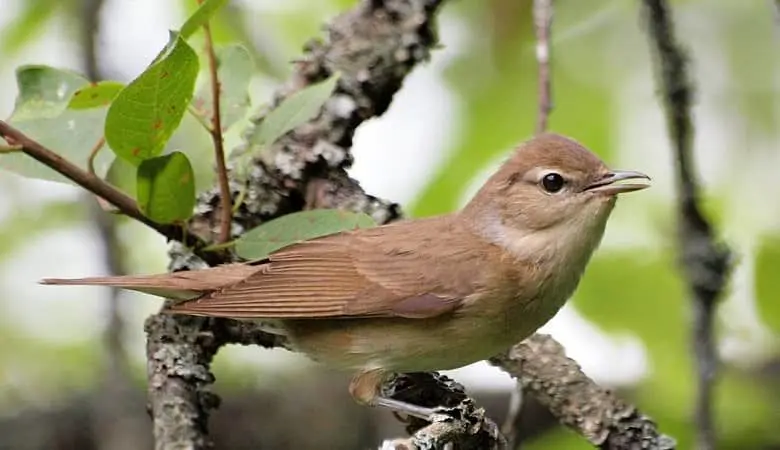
[375,396,455,421]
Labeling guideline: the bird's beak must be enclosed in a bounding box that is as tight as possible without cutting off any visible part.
[585,170,651,195]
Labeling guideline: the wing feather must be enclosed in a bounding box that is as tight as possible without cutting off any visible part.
[169,216,487,319]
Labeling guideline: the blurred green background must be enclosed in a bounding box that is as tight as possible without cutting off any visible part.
[1,0,779,448]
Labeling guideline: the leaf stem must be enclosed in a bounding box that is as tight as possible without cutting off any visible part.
[200,3,233,244]
[187,104,214,133]
[87,136,106,175]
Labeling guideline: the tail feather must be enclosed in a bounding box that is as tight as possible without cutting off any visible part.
[40,263,265,300]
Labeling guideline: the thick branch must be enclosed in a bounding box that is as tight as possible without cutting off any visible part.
[490,334,677,449]
[640,2,731,450]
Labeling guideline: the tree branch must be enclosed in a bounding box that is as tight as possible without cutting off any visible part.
[640,2,732,450]
[490,334,677,449]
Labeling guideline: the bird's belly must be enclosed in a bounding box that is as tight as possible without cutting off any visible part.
[283,310,549,373]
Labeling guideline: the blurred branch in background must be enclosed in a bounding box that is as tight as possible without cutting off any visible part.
[640,1,732,450]
[533,0,553,135]
[78,0,147,449]
[774,0,780,28]
[503,0,554,446]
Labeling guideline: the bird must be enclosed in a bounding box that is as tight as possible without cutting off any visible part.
[42,133,650,419]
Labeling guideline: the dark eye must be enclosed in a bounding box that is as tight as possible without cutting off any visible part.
[541,173,565,193]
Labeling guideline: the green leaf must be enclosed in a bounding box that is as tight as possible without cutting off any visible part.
[10,65,88,121]
[1,108,114,183]
[68,81,125,110]
[235,209,376,260]
[755,234,780,334]
[180,0,229,39]
[249,73,340,148]
[105,33,199,165]
[0,66,116,184]
[105,157,137,198]
[136,152,195,223]
[192,44,254,130]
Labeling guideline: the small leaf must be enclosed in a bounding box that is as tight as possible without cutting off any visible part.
[105,32,199,165]
[192,44,253,130]
[0,66,115,184]
[180,0,229,39]
[105,157,137,198]
[10,65,88,121]
[755,234,780,334]
[250,73,340,148]
[235,209,376,260]
[136,151,195,223]
[68,81,125,110]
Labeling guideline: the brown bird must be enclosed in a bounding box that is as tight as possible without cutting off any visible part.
[42,133,650,419]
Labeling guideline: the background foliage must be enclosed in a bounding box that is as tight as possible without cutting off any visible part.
[0,0,778,448]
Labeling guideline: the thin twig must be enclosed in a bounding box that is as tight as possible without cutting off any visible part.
[640,2,731,450]
[533,0,554,134]
[87,136,106,175]
[0,120,221,265]
[199,1,233,244]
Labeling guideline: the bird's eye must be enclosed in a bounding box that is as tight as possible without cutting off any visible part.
[541,173,565,193]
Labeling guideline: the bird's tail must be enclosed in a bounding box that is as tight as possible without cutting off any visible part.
[40,263,263,300]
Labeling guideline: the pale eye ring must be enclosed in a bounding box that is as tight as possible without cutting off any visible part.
[541,173,565,193]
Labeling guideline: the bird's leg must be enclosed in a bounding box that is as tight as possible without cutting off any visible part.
[349,369,443,420]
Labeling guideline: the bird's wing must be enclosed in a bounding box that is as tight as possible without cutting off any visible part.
[168,216,486,319]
